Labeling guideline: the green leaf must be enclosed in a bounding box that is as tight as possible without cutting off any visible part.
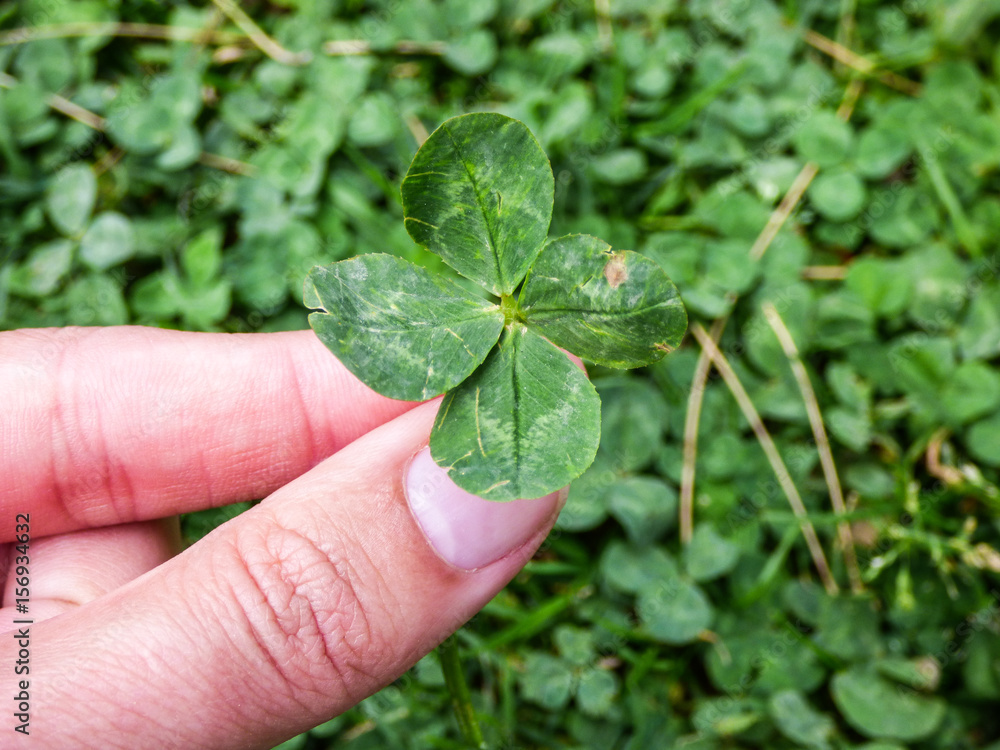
[808,170,867,222]
[347,92,398,147]
[402,113,554,296]
[782,580,824,625]
[845,257,912,318]
[106,72,202,155]
[576,669,618,717]
[8,239,74,297]
[705,629,826,696]
[63,275,128,326]
[443,0,499,28]
[890,336,955,411]
[553,625,595,667]
[966,412,1000,466]
[755,638,827,694]
[876,657,938,690]
[600,541,679,595]
[768,690,835,749]
[692,698,762,737]
[181,281,232,330]
[182,227,224,286]
[959,287,1000,359]
[941,360,1000,426]
[519,652,574,709]
[255,92,345,197]
[793,111,853,168]
[856,127,911,179]
[129,272,180,321]
[430,323,600,500]
[597,377,668,472]
[812,596,882,662]
[826,407,872,452]
[14,38,74,92]
[559,457,613,531]
[156,123,202,171]
[46,164,97,236]
[679,236,760,317]
[826,362,872,411]
[684,523,740,582]
[903,244,967,329]
[520,234,687,368]
[444,30,498,75]
[605,476,677,545]
[869,186,936,248]
[588,149,648,185]
[306,255,504,401]
[724,91,771,137]
[962,632,1000,698]
[831,667,946,741]
[79,212,136,270]
[638,575,714,645]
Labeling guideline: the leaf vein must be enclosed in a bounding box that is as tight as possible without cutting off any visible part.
[442,121,505,291]
[525,299,682,319]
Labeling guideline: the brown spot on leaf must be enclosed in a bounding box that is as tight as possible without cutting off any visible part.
[604,253,628,289]
[654,342,674,353]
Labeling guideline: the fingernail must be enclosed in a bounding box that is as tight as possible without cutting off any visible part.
[405,447,565,571]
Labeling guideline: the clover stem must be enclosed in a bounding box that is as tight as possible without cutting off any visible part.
[499,294,524,327]
[437,635,487,748]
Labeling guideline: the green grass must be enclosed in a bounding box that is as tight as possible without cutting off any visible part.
[4,0,1000,747]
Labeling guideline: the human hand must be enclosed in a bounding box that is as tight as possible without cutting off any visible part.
[0,326,566,748]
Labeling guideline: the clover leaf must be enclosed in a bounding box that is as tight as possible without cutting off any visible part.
[305,113,687,501]
[401,112,554,297]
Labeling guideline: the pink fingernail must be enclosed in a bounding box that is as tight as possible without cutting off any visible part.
[404,447,564,571]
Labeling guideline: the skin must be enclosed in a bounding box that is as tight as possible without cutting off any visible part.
[0,326,565,749]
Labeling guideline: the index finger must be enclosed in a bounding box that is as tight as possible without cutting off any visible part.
[0,326,417,540]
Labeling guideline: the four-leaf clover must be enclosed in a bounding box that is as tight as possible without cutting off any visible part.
[305,113,686,501]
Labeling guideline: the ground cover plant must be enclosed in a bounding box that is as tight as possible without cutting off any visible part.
[3,0,1000,748]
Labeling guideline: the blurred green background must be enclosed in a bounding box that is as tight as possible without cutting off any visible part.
[3,0,1000,747]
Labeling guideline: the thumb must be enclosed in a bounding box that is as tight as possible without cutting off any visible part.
[21,399,564,749]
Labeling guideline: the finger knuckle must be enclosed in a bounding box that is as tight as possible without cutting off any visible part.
[227,518,393,705]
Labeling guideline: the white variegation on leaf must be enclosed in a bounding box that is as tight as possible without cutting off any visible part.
[430,324,601,502]
[305,254,503,401]
[401,113,554,297]
[520,234,687,369]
